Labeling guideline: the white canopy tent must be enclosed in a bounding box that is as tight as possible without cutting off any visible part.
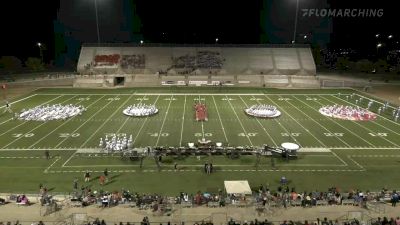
[224,180,252,195]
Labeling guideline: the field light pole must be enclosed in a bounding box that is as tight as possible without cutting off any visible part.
[292,0,300,44]
[37,42,43,62]
[94,0,101,44]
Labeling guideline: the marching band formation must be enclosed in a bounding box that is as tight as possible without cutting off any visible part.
[245,104,281,118]
[319,105,376,121]
[16,104,86,121]
[122,104,158,117]
[99,134,133,152]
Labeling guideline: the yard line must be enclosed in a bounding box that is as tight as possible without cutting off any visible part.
[314,95,399,147]
[79,94,136,148]
[225,95,253,146]
[198,95,205,139]
[211,96,228,143]
[0,94,37,109]
[262,95,326,147]
[260,95,300,145]
[44,157,61,173]
[330,95,400,135]
[1,95,78,149]
[238,96,277,146]
[115,95,146,134]
[346,155,365,170]
[287,96,357,148]
[0,95,65,137]
[28,95,105,148]
[133,95,161,145]
[55,95,118,149]
[179,95,187,147]
[155,95,174,146]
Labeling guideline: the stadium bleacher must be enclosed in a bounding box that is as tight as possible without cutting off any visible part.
[75,44,318,88]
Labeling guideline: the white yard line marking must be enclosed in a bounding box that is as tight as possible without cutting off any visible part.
[212,96,229,143]
[28,95,104,148]
[346,156,365,170]
[330,151,348,166]
[133,95,161,145]
[239,96,277,146]
[264,95,328,147]
[155,95,174,146]
[79,94,135,148]
[115,94,145,134]
[44,157,61,173]
[179,95,187,147]
[0,95,64,137]
[0,94,37,109]
[331,94,400,135]
[262,95,302,145]
[225,95,253,146]
[291,95,364,148]
[1,95,78,149]
[317,95,399,147]
[198,95,205,139]
[55,95,118,149]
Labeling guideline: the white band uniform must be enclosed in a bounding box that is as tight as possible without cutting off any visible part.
[123,104,158,117]
[319,105,377,121]
[245,104,281,118]
[17,104,86,121]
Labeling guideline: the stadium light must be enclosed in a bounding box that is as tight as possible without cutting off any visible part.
[376,43,382,56]
[303,35,307,39]
[37,42,43,62]
[140,40,144,44]
[292,0,300,44]
[375,34,380,38]
[215,38,219,43]
[388,35,393,39]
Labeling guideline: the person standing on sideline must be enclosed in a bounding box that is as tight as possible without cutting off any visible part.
[104,168,109,183]
[44,150,50,160]
[3,101,12,114]
[174,162,178,171]
[84,170,90,182]
[73,178,78,191]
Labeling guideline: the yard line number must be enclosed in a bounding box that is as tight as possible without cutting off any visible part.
[324,133,344,137]
[12,133,34,138]
[369,132,388,137]
[59,133,80,138]
[238,132,258,137]
[195,133,212,137]
[281,133,301,137]
[148,132,169,137]
[77,97,90,101]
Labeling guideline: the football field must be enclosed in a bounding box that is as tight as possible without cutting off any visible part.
[0,87,400,194]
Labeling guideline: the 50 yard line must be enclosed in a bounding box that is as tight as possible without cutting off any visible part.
[225,95,253,146]
[198,95,205,139]
[179,95,187,147]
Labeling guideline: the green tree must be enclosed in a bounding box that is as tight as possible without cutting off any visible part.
[336,57,350,71]
[0,56,22,70]
[374,59,389,73]
[355,59,374,73]
[25,57,45,71]
[311,45,322,66]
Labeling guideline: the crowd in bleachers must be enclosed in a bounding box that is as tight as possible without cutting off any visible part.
[120,55,145,69]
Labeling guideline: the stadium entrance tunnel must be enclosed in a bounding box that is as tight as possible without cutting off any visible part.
[114,77,125,86]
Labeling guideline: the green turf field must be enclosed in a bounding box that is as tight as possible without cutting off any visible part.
[0,87,399,195]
